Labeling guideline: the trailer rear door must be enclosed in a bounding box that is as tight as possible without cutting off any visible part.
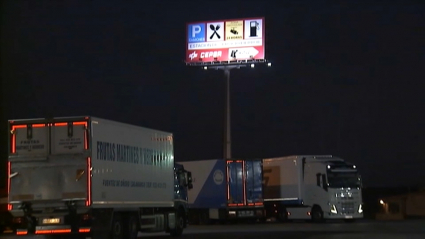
[245,160,263,205]
[51,121,89,155]
[10,122,49,157]
[227,160,245,206]
[8,119,91,205]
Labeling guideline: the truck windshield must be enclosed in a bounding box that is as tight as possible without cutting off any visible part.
[327,171,361,188]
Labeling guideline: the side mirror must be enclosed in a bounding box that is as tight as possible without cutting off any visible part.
[323,183,328,191]
[322,174,328,191]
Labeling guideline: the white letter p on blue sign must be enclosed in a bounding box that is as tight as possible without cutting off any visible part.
[188,23,205,43]
[192,25,201,37]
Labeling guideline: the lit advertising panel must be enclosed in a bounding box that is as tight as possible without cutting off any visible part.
[186,17,265,64]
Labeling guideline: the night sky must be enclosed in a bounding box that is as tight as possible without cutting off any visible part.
[1,0,425,187]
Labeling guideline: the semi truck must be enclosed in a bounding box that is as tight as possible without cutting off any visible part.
[179,159,264,224]
[262,155,363,222]
[7,116,192,238]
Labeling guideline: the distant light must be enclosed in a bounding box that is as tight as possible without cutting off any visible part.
[327,165,331,169]
[353,165,356,169]
[203,66,207,70]
[250,64,255,68]
[267,62,272,67]
[379,200,384,205]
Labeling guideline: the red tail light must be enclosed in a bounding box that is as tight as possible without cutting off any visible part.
[7,161,11,194]
[86,157,92,206]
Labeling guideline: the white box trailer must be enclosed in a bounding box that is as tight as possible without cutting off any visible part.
[7,116,192,238]
[262,155,363,222]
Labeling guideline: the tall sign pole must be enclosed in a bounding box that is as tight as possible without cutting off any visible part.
[185,17,269,160]
[221,65,246,159]
[224,67,231,159]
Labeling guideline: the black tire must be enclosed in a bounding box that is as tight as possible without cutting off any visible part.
[170,209,185,237]
[258,217,267,223]
[111,213,124,239]
[124,215,139,239]
[200,211,211,225]
[277,208,288,222]
[311,206,324,223]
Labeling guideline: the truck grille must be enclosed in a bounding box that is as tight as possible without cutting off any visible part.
[340,202,355,214]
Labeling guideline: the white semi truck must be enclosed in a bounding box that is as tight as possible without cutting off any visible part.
[7,116,192,238]
[262,155,363,222]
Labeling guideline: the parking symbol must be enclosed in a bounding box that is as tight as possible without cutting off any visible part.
[188,24,205,43]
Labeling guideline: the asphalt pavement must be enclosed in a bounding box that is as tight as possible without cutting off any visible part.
[140,219,425,239]
[1,219,424,239]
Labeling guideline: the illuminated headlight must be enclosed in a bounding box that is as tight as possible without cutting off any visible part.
[358,204,363,214]
[330,205,338,214]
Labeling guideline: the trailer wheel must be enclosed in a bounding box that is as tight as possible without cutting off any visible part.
[125,214,139,239]
[200,211,211,225]
[278,207,288,222]
[311,206,323,223]
[170,209,184,237]
[111,213,123,239]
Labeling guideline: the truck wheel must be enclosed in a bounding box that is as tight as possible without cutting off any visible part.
[170,210,184,237]
[311,206,323,223]
[278,207,288,222]
[111,213,123,239]
[200,211,210,225]
[125,215,139,239]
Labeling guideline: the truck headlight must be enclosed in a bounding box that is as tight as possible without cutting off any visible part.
[358,204,363,214]
[330,205,337,214]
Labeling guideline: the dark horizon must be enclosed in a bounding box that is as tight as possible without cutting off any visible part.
[1,0,425,188]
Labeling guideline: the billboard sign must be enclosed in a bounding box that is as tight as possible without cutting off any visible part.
[186,17,265,64]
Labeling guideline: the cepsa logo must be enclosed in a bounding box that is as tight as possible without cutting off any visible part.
[188,24,205,43]
[188,50,223,61]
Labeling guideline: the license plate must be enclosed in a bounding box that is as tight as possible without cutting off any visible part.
[238,211,254,217]
[344,215,353,219]
[42,218,61,224]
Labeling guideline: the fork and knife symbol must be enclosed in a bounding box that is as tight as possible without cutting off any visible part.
[209,24,221,39]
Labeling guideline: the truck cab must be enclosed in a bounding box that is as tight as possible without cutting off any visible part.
[263,155,363,222]
[299,156,363,221]
[319,159,363,221]
[174,163,193,227]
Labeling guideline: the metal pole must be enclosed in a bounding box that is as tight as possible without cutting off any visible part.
[224,67,231,159]
[199,63,265,161]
